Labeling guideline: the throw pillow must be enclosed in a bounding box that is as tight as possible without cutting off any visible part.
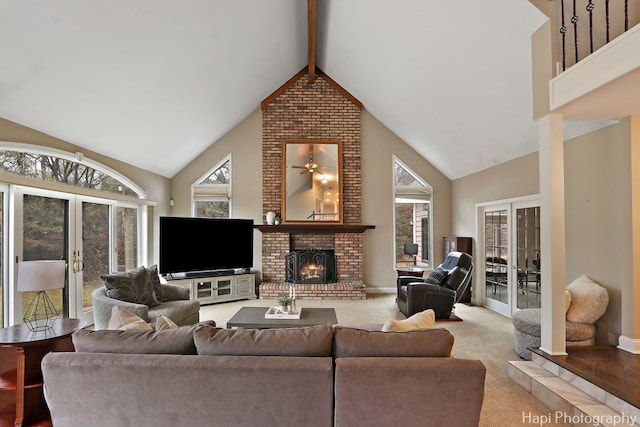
[155,315,178,330]
[194,324,334,357]
[101,266,159,307]
[107,306,152,331]
[425,267,448,286]
[381,309,436,332]
[333,327,454,358]
[146,264,165,303]
[566,275,609,324]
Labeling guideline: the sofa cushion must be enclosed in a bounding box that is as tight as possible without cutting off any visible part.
[101,266,159,307]
[72,320,216,355]
[381,309,435,332]
[566,275,609,324]
[194,324,334,356]
[333,327,454,358]
[107,306,152,331]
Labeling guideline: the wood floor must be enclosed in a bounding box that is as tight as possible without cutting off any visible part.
[531,345,640,408]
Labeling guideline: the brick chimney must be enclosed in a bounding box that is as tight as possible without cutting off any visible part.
[259,69,369,300]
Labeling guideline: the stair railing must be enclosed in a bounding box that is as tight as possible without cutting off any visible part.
[554,0,639,73]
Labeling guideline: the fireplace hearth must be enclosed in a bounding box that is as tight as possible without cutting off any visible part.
[286,249,336,284]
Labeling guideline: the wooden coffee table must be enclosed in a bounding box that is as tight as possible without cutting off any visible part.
[226,306,337,329]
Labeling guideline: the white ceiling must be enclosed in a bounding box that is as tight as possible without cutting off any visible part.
[0,0,554,180]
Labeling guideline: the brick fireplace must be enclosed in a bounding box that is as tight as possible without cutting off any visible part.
[259,69,373,300]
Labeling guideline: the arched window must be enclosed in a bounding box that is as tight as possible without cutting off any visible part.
[394,157,432,269]
[0,142,146,198]
[192,156,231,218]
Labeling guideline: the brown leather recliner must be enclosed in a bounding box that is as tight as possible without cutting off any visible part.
[397,251,473,319]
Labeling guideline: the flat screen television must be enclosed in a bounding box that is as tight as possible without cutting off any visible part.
[159,216,254,278]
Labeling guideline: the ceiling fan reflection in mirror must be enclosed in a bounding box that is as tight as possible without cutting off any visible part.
[292,144,325,174]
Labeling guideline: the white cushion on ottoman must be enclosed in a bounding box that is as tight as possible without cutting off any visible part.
[566,275,609,324]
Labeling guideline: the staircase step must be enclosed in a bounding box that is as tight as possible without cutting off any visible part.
[507,354,639,426]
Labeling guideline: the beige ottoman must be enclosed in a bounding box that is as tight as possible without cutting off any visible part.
[512,308,595,360]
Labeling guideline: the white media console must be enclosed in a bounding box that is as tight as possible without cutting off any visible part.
[166,272,256,305]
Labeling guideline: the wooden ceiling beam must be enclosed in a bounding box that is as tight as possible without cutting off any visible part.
[308,0,316,84]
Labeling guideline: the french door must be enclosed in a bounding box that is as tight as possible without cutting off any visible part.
[480,197,541,316]
[12,187,139,325]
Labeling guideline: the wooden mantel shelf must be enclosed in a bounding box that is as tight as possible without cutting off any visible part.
[255,224,375,234]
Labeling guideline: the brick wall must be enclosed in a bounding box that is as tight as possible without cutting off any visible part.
[262,73,361,223]
[260,71,365,300]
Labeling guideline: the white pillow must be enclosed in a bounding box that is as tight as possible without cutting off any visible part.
[155,315,178,330]
[381,309,436,332]
[565,275,609,324]
[565,289,572,313]
[107,306,152,330]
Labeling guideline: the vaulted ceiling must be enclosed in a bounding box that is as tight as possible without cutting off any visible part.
[1,1,569,180]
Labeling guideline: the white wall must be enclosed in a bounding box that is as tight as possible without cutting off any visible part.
[452,120,631,344]
[563,119,630,344]
[170,109,263,276]
[362,110,451,290]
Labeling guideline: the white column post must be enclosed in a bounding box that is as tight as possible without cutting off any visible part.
[538,114,567,356]
[619,115,640,353]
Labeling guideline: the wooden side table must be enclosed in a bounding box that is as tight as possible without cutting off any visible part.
[0,318,87,427]
[396,267,426,278]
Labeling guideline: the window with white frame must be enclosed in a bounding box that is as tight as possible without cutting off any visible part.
[394,157,433,269]
[0,143,147,326]
[192,156,231,218]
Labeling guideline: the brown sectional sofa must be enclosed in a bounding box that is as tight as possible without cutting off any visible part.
[41,323,486,427]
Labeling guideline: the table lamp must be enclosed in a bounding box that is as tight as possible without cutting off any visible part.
[18,260,66,331]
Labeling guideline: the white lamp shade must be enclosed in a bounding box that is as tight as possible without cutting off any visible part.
[17,260,66,292]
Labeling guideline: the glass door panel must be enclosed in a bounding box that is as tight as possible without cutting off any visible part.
[77,202,138,323]
[484,209,509,313]
[115,207,138,272]
[515,206,541,309]
[22,194,69,319]
[80,202,110,318]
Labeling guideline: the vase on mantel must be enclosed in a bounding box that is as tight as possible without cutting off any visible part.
[265,211,276,225]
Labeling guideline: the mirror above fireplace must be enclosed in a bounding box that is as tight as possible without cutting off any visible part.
[282,140,342,223]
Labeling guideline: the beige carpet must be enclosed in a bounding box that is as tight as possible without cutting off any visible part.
[200,294,571,427]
